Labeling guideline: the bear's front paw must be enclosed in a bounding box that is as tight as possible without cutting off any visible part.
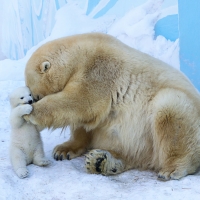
[16,167,29,179]
[53,143,85,161]
[23,114,30,122]
[23,114,38,126]
[22,104,33,115]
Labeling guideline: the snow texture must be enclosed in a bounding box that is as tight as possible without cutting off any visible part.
[1,0,199,199]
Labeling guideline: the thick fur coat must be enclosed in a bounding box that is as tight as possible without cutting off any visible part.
[24,33,200,180]
[9,87,49,178]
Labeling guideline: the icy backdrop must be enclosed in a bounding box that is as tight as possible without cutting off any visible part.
[0,0,67,60]
[0,0,178,67]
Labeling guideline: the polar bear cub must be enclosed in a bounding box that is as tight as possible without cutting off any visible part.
[9,86,50,178]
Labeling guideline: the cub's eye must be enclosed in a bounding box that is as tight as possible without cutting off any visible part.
[29,94,31,96]
[20,97,24,99]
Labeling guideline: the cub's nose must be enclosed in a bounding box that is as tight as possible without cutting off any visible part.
[28,100,33,104]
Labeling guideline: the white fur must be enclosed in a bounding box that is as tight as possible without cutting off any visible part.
[24,33,200,180]
[9,86,50,178]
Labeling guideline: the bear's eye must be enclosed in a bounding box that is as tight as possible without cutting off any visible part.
[29,94,31,96]
[20,97,24,99]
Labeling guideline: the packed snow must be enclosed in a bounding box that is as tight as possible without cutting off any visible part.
[0,0,200,199]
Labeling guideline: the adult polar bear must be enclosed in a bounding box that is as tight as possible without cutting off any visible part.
[24,33,200,180]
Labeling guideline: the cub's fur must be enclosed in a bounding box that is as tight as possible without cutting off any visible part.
[9,86,49,178]
[25,33,200,180]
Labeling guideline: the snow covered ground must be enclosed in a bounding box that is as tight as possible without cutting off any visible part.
[0,0,200,199]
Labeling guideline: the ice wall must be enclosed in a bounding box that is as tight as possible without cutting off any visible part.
[0,0,178,64]
[0,0,67,60]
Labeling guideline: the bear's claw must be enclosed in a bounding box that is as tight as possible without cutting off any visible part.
[85,149,125,175]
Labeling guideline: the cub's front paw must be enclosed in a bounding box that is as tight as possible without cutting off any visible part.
[16,167,29,179]
[22,104,33,115]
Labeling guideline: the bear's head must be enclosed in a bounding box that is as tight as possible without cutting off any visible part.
[9,86,33,108]
[25,39,76,101]
[25,33,115,101]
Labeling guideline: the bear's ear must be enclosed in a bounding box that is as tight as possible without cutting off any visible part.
[40,61,51,73]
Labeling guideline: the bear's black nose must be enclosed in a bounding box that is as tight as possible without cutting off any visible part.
[28,100,33,104]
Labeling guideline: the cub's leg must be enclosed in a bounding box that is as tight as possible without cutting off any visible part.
[10,147,29,178]
[53,127,92,161]
[152,89,200,181]
[33,142,50,166]
[85,149,126,175]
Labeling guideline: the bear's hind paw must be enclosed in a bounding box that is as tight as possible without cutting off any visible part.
[85,149,125,175]
[158,168,188,181]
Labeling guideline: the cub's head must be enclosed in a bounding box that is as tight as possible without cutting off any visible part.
[9,86,33,108]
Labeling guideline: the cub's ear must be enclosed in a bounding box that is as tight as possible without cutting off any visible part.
[40,61,51,73]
